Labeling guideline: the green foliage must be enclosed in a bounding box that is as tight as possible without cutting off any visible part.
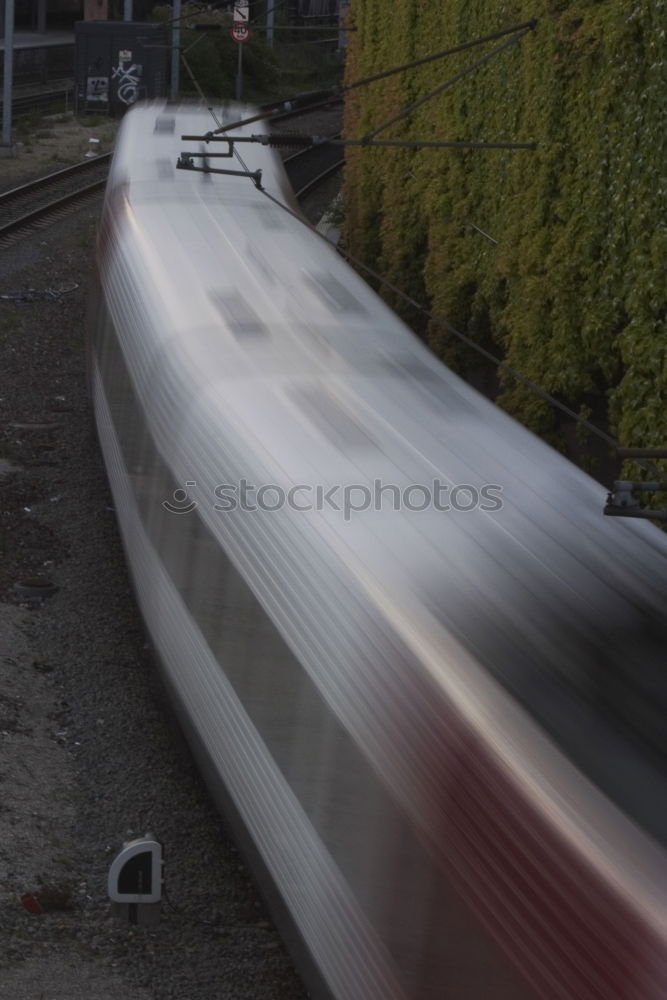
[151,4,279,100]
[343,0,667,460]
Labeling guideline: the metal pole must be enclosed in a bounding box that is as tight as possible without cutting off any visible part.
[171,0,180,100]
[266,1,274,48]
[338,0,347,51]
[235,42,243,100]
[617,448,667,459]
[123,0,132,21]
[37,0,46,34]
[2,0,13,151]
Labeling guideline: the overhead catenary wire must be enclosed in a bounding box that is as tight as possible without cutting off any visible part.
[179,45,223,127]
[361,21,537,142]
[181,24,662,494]
[198,18,538,138]
[335,250,622,450]
[181,0,349,32]
[161,0,214,29]
[181,16,605,454]
[348,253,665,486]
[247,23,356,30]
[184,131,536,150]
[343,19,538,94]
[286,36,341,45]
[248,0,287,26]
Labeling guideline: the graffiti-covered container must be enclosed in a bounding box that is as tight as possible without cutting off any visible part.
[75,21,168,114]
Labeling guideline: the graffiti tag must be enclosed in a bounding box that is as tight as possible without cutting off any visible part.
[112,55,143,105]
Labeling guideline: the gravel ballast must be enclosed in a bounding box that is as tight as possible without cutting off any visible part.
[0,206,309,997]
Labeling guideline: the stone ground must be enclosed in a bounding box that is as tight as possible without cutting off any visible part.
[1,108,119,192]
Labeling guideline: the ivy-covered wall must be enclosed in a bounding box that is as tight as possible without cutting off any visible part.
[343,1,667,463]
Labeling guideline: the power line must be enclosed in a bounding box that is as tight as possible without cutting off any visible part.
[361,22,536,142]
[193,19,538,138]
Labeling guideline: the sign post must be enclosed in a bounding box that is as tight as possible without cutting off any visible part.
[1,0,14,155]
[232,1,250,100]
[266,0,274,47]
[171,0,181,100]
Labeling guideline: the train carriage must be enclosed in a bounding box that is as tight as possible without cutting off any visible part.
[89,101,667,1000]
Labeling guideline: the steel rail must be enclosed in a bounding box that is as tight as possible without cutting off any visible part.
[0,153,111,203]
[0,86,74,120]
[0,177,107,247]
[292,156,344,201]
[283,139,344,200]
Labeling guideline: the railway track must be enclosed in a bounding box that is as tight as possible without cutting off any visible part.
[285,140,344,200]
[269,98,344,201]
[0,154,110,248]
[0,84,74,123]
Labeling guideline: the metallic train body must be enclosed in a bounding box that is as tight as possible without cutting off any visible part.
[90,102,667,999]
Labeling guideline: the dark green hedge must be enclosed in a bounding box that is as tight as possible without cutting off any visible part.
[343,1,667,463]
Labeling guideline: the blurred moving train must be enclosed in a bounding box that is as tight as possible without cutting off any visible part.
[88,102,667,999]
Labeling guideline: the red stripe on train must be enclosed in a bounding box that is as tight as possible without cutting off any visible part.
[415,693,666,999]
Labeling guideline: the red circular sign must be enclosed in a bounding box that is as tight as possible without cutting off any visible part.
[230,25,250,42]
